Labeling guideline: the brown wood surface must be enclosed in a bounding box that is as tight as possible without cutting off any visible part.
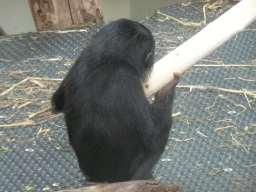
[28,0,73,31]
[57,180,180,192]
[28,0,104,31]
[69,0,104,25]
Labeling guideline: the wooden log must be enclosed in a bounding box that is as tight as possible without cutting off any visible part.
[69,0,104,25]
[143,0,256,97]
[28,0,104,31]
[28,0,73,31]
[57,180,180,192]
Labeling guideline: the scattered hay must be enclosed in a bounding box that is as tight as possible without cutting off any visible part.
[169,137,194,142]
[156,11,204,27]
[0,77,62,96]
[177,85,255,96]
[215,125,234,131]
[0,76,63,128]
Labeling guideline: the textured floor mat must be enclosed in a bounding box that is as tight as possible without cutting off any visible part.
[0,1,255,192]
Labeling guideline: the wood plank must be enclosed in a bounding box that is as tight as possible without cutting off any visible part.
[28,0,73,31]
[68,0,104,25]
[57,180,180,192]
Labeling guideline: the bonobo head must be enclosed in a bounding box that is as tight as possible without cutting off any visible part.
[87,19,155,80]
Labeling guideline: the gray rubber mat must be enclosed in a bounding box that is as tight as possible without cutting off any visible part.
[0,1,255,192]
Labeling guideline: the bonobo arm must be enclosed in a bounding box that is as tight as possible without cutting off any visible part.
[153,73,181,109]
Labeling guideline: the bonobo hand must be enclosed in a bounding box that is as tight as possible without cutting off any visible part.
[156,72,181,97]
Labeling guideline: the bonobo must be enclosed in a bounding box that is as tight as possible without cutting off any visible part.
[51,18,180,183]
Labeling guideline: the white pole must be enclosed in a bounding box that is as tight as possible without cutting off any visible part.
[143,0,256,97]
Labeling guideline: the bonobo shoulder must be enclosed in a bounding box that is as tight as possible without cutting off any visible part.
[109,66,144,93]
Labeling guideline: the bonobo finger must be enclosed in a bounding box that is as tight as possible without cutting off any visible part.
[156,72,181,96]
[171,72,181,87]
[173,72,181,80]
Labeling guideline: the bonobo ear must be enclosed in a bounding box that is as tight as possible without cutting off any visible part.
[145,52,152,62]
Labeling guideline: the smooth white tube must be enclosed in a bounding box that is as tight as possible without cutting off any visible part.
[144,0,256,97]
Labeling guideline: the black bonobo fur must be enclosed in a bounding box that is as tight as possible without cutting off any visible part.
[51,19,180,183]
